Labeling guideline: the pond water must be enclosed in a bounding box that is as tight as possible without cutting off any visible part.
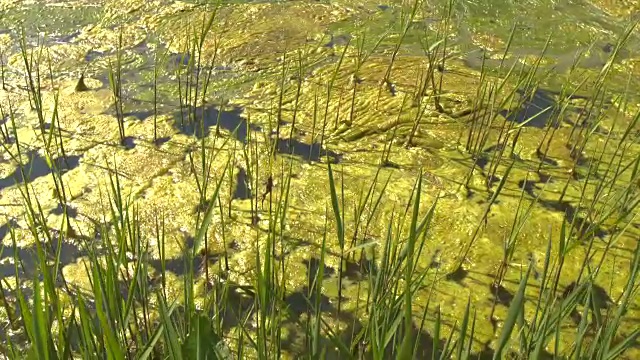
[0,0,639,358]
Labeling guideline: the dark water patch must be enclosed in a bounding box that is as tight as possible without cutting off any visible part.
[486,174,502,189]
[474,154,489,171]
[527,252,542,280]
[542,200,576,219]
[563,104,610,130]
[284,288,334,317]
[497,86,602,131]
[279,312,364,358]
[0,219,18,242]
[124,108,155,121]
[215,282,256,326]
[429,249,441,269]
[446,266,469,285]
[190,280,256,331]
[228,239,241,251]
[589,283,614,310]
[569,308,583,325]
[461,186,474,199]
[538,172,553,183]
[489,283,514,306]
[377,325,440,359]
[173,105,257,141]
[517,170,554,198]
[562,281,614,310]
[536,148,559,166]
[147,231,230,277]
[0,151,81,190]
[477,145,518,193]
[85,49,109,62]
[571,168,587,181]
[0,134,15,146]
[342,256,378,280]
[0,232,89,278]
[304,315,492,360]
[183,231,195,250]
[500,89,559,129]
[303,257,336,287]
[518,179,539,198]
[552,47,611,73]
[163,52,235,82]
[154,136,171,147]
[51,30,81,44]
[130,37,151,53]
[568,144,591,167]
[538,200,608,239]
[346,320,490,360]
[324,34,352,49]
[147,249,221,277]
[195,248,222,275]
[168,52,191,69]
[477,342,500,360]
[285,257,340,319]
[49,203,78,218]
[214,65,233,72]
[94,35,239,98]
[277,138,342,163]
[563,281,615,327]
[232,166,251,200]
[482,143,507,154]
[462,49,521,73]
[121,136,136,150]
[379,159,401,169]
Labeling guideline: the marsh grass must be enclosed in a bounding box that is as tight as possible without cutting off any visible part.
[107,27,127,146]
[377,0,422,101]
[0,47,6,91]
[0,3,639,360]
[152,39,173,146]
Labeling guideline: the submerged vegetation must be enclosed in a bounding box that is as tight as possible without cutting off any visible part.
[0,0,639,359]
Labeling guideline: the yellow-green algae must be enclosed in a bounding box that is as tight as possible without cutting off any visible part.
[589,0,640,18]
[0,0,639,358]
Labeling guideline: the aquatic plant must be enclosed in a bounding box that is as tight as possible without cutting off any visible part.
[0,1,638,360]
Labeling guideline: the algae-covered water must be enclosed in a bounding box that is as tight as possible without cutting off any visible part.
[1,0,639,358]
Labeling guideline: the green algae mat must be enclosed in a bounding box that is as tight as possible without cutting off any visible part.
[0,0,639,358]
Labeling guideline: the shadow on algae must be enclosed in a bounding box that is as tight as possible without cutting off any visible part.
[171,104,342,163]
[0,151,82,191]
